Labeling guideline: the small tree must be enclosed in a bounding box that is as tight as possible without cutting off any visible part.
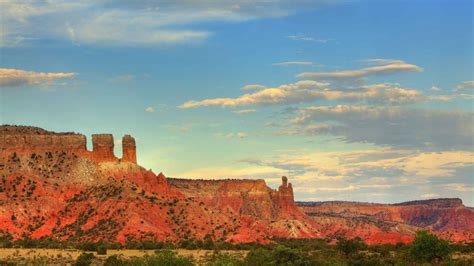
[73,253,95,266]
[409,230,452,263]
[97,243,107,255]
[336,237,367,257]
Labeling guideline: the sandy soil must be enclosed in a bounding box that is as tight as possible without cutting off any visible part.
[0,248,248,265]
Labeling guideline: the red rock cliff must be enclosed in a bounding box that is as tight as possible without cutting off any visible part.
[0,126,87,155]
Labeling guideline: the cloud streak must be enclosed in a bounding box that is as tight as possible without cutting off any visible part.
[273,61,320,67]
[297,62,423,80]
[456,80,474,90]
[1,1,334,47]
[0,68,76,88]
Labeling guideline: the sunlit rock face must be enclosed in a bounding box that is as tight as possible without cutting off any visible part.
[0,125,472,245]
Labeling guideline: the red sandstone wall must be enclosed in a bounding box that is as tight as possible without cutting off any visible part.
[91,134,117,162]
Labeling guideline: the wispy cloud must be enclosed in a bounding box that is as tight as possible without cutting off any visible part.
[219,132,249,139]
[456,80,474,90]
[110,74,135,83]
[0,68,76,88]
[286,35,334,43]
[1,1,335,47]
[298,62,423,80]
[241,84,266,90]
[145,106,155,113]
[362,58,406,65]
[273,61,321,67]
[164,124,192,132]
[233,109,257,114]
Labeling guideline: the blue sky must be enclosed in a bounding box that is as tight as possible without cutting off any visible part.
[1,0,473,205]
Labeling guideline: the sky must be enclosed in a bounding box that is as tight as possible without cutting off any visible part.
[1,0,473,205]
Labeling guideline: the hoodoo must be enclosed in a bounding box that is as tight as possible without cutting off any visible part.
[121,134,137,163]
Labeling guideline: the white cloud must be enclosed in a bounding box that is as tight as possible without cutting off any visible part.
[298,62,423,80]
[430,85,441,91]
[0,68,76,87]
[362,59,406,65]
[233,109,257,114]
[241,84,266,90]
[273,61,320,67]
[145,106,155,113]
[456,81,474,90]
[0,1,335,47]
[179,80,437,108]
[421,193,439,198]
[220,132,249,139]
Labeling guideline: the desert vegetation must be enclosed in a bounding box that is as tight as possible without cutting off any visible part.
[0,231,473,265]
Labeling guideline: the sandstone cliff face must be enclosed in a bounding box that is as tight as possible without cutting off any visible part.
[297,199,474,244]
[0,127,87,155]
[168,177,320,242]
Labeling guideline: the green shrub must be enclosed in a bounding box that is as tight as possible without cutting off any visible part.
[409,230,453,263]
[73,252,95,266]
[336,237,367,257]
[97,243,107,255]
[103,255,127,266]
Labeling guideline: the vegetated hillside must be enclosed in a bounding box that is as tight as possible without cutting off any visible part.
[0,125,473,245]
[297,199,474,244]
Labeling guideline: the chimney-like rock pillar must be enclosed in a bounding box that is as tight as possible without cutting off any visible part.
[92,134,116,162]
[122,134,136,163]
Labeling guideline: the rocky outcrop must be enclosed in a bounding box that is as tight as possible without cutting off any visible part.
[91,134,117,162]
[271,176,297,218]
[121,135,136,163]
[0,126,137,165]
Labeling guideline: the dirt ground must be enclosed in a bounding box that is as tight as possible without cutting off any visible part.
[0,248,248,265]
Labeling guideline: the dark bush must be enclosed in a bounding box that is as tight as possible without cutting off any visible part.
[409,230,453,263]
[336,237,367,257]
[103,255,127,266]
[97,243,107,255]
[73,252,95,266]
